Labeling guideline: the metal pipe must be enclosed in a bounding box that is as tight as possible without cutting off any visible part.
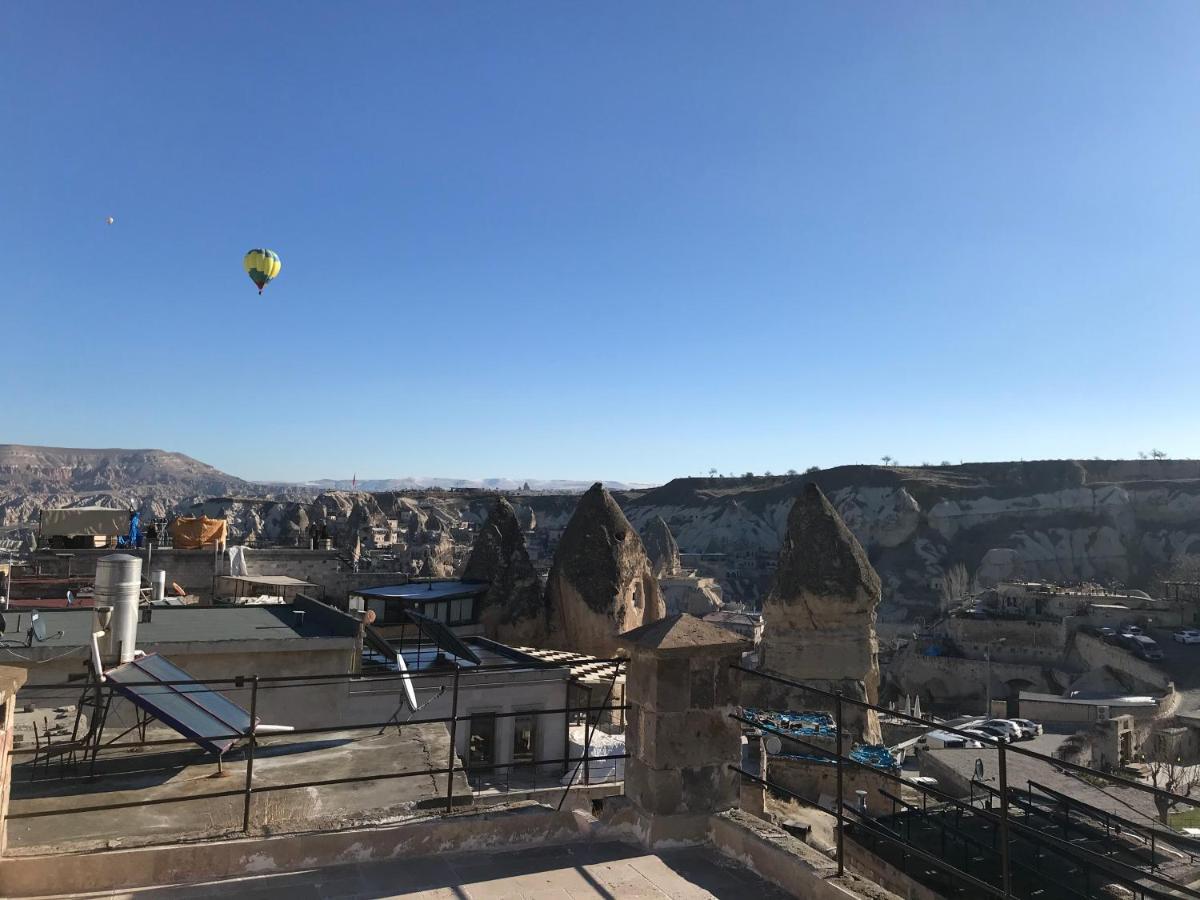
[835,690,845,877]
[998,739,1011,896]
[242,676,259,832]
[446,666,460,814]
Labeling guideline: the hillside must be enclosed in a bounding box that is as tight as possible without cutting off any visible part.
[0,445,256,527]
[521,460,1200,620]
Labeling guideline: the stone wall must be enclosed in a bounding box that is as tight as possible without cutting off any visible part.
[885,650,1069,712]
[766,755,893,812]
[1071,632,1172,692]
[944,617,1069,665]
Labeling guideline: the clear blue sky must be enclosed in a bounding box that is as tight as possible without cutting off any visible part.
[2,3,1198,484]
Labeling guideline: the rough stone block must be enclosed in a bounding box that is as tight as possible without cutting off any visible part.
[645,711,743,771]
[688,659,716,709]
[625,762,683,816]
[625,655,656,706]
[651,657,691,713]
[680,764,739,814]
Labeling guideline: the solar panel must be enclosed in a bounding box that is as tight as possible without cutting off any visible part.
[105,653,257,755]
[402,610,481,665]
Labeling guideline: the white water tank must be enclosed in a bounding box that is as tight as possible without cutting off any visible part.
[95,554,142,664]
[151,569,166,603]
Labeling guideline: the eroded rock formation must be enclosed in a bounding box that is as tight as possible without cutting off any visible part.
[642,515,681,577]
[751,483,882,743]
[545,483,665,657]
[461,497,546,645]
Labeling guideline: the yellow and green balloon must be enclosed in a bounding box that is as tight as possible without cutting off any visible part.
[243,248,281,294]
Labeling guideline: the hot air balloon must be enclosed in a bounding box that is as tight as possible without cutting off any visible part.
[105,216,114,225]
[244,248,281,294]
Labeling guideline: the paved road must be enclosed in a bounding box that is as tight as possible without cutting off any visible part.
[1147,626,1200,712]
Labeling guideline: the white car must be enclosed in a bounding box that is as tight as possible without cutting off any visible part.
[1008,718,1042,739]
[980,719,1025,742]
[1174,629,1200,645]
[963,727,1006,744]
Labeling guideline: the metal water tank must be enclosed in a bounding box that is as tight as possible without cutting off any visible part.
[95,554,142,664]
[150,569,166,604]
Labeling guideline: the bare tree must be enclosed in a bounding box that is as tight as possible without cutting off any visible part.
[1142,721,1200,824]
[939,563,972,614]
[708,468,718,478]
[881,455,893,467]
[786,468,798,476]
[1139,451,1149,460]
[1152,449,1167,460]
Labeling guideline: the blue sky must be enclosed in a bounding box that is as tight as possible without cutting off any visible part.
[2,3,1198,483]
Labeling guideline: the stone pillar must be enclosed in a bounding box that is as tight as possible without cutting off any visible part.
[617,614,749,843]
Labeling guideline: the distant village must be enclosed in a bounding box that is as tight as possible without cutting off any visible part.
[0,475,1197,898]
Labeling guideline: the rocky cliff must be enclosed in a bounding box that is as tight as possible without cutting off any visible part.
[544,483,666,656]
[520,460,1200,621]
[641,515,681,577]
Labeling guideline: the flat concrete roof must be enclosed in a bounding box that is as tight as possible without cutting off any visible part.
[8,605,351,648]
[354,581,489,602]
[8,723,470,854]
[106,841,793,898]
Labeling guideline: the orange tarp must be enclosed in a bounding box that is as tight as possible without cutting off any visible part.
[169,516,228,549]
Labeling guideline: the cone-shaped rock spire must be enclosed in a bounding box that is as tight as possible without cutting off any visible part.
[545,483,666,656]
[461,497,546,645]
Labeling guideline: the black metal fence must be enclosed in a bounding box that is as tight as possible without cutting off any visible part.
[9,659,627,844]
[733,665,1200,900]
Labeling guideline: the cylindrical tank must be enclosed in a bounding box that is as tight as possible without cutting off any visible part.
[151,569,166,603]
[95,554,142,664]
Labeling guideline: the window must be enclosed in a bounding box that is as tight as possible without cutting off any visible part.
[433,602,448,623]
[513,714,536,764]
[468,714,495,770]
[449,598,464,623]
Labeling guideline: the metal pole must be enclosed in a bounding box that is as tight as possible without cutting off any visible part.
[242,676,259,832]
[446,667,461,814]
[835,690,845,877]
[985,644,992,716]
[998,739,1011,896]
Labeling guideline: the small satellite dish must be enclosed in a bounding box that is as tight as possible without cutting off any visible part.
[31,613,47,642]
[973,757,985,781]
[66,590,75,607]
[765,735,782,755]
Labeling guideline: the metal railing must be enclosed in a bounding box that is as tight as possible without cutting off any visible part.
[733,664,1200,900]
[10,659,627,843]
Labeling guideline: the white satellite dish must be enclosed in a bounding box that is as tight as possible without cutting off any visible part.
[66,590,75,607]
[31,613,47,642]
[764,735,782,755]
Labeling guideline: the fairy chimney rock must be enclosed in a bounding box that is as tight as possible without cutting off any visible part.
[461,497,546,645]
[756,482,882,743]
[642,515,682,578]
[545,483,666,657]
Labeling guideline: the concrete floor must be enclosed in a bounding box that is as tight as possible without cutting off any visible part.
[9,723,471,854]
[70,841,793,899]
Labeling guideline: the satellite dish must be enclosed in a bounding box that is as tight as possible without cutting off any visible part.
[973,757,985,781]
[765,735,782,755]
[66,590,75,607]
[31,613,47,642]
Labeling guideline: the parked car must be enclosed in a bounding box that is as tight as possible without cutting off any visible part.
[1130,635,1164,661]
[1096,626,1116,640]
[1174,628,1200,645]
[1008,718,1043,739]
[980,719,1025,742]
[1123,624,1144,636]
[965,725,1010,744]
[919,729,983,750]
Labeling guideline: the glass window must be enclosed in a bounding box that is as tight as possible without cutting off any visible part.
[513,714,536,764]
[468,715,495,769]
[461,598,474,623]
[433,602,448,623]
